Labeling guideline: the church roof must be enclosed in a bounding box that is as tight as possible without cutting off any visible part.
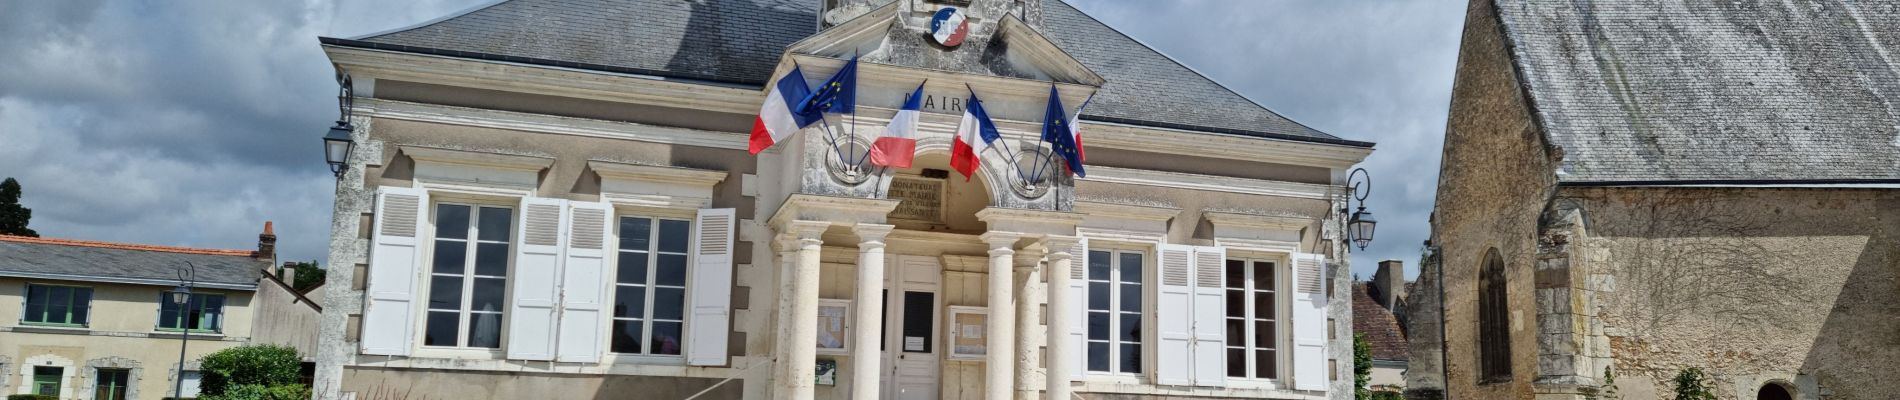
[1493,0,1900,183]
[321,0,1369,147]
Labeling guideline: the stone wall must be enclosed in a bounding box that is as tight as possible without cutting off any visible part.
[1561,187,1900,400]
[1420,0,1563,398]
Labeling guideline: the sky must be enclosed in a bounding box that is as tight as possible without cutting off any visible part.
[0,0,1465,281]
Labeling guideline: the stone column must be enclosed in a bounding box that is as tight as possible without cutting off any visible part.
[1042,235,1079,400]
[1014,243,1046,400]
[778,221,832,400]
[851,224,894,400]
[980,232,1020,400]
[771,236,799,400]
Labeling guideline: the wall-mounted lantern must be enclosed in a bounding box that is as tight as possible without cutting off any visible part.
[1343,168,1377,251]
[323,71,355,179]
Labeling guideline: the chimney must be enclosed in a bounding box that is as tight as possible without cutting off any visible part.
[256,221,277,260]
[1372,260,1405,311]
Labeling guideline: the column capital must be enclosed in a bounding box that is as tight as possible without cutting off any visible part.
[979,231,1023,248]
[785,220,831,240]
[852,223,895,245]
[1041,235,1080,259]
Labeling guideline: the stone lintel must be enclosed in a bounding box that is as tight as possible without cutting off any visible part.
[768,194,900,229]
[976,207,1083,236]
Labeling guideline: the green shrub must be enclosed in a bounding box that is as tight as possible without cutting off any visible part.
[1370,391,1404,400]
[199,384,309,400]
[199,344,302,396]
[9,394,58,400]
[1672,367,1716,400]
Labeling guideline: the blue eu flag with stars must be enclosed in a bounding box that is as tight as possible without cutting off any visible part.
[796,56,858,121]
[1041,85,1085,177]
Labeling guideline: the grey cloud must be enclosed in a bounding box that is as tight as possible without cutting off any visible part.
[0,0,1461,280]
[1068,0,1465,279]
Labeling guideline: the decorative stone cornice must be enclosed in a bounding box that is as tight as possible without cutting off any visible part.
[1203,211,1315,232]
[1074,201,1181,222]
[401,145,554,172]
[976,207,1085,236]
[363,98,749,150]
[768,194,901,229]
[325,45,764,115]
[587,160,728,186]
[1084,166,1336,200]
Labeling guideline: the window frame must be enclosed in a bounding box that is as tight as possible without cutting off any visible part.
[93,368,130,400]
[157,291,226,333]
[33,366,63,396]
[21,283,92,328]
[606,213,695,361]
[1084,247,1147,376]
[1478,248,1512,384]
[418,199,517,351]
[1221,254,1289,383]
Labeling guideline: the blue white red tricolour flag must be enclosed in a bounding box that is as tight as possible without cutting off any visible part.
[950,92,1001,181]
[749,66,817,155]
[870,83,926,168]
[1070,94,1092,162]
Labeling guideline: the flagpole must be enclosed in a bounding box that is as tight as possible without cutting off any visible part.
[965,84,1037,187]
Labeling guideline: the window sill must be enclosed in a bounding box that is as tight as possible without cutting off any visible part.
[604,353,686,366]
[11,325,91,335]
[412,347,506,360]
[151,330,225,339]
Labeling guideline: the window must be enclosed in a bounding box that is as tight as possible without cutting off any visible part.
[610,216,691,356]
[33,366,61,396]
[23,284,92,326]
[1478,248,1511,382]
[1224,258,1279,379]
[425,203,513,349]
[94,368,130,400]
[1086,249,1143,374]
[159,292,225,333]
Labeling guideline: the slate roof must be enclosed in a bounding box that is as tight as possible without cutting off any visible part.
[0,235,266,290]
[1494,0,1900,183]
[1353,282,1408,362]
[325,0,1368,147]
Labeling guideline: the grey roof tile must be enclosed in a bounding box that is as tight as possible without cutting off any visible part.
[335,0,1363,146]
[1494,0,1900,183]
[0,237,267,289]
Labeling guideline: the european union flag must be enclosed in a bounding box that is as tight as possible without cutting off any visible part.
[797,56,858,121]
[1041,85,1085,177]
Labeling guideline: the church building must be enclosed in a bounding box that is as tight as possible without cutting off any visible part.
[312,1,1374,399]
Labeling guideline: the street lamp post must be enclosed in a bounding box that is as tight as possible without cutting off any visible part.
[1342,168,1377,251]
[173,262,196,400]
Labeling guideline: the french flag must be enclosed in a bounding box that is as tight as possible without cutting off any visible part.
[1070,95,1092,162]
[749,66,817,155]
[950,93,1001,181]
[870,83,926,168]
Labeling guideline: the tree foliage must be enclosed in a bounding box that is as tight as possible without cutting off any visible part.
[199,344,303,398]
[0,178,38,237]
[1672,367,1716,400]
[1354,333,1372,399]
[286,260,326,293]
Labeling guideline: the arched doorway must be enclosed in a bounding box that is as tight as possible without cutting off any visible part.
[1757,382,1793,400]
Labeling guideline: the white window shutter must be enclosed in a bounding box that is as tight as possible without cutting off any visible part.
[1291,252,1329,392]
[1190,246,1227,387]
[686,208,736,366]
[1067,237,1088,381]
[1153,243,1194,386]
[361,186,427,356]
[556,201,613,362]
[507,196,567,361]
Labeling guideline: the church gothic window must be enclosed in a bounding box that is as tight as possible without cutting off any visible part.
[1478,248,1511,383]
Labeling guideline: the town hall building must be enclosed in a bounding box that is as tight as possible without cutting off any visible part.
[312,1,1375,399]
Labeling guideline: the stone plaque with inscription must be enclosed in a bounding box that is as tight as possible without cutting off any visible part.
[888,175,945,223]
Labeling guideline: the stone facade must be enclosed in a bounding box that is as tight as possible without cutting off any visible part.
[1409,0,1900,399]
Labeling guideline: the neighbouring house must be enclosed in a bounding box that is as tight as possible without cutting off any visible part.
[1353,261,1408,393]
[0,225,278,400]
[311,0,1377,399]
[1409,0,1900,399]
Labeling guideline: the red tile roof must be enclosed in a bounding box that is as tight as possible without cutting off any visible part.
[1353,282,1409,361]
[0,235,257,257]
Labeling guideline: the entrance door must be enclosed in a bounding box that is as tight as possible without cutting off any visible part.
[882,255,941,400]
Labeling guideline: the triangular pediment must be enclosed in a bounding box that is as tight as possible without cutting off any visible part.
[783,1,1103,87]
